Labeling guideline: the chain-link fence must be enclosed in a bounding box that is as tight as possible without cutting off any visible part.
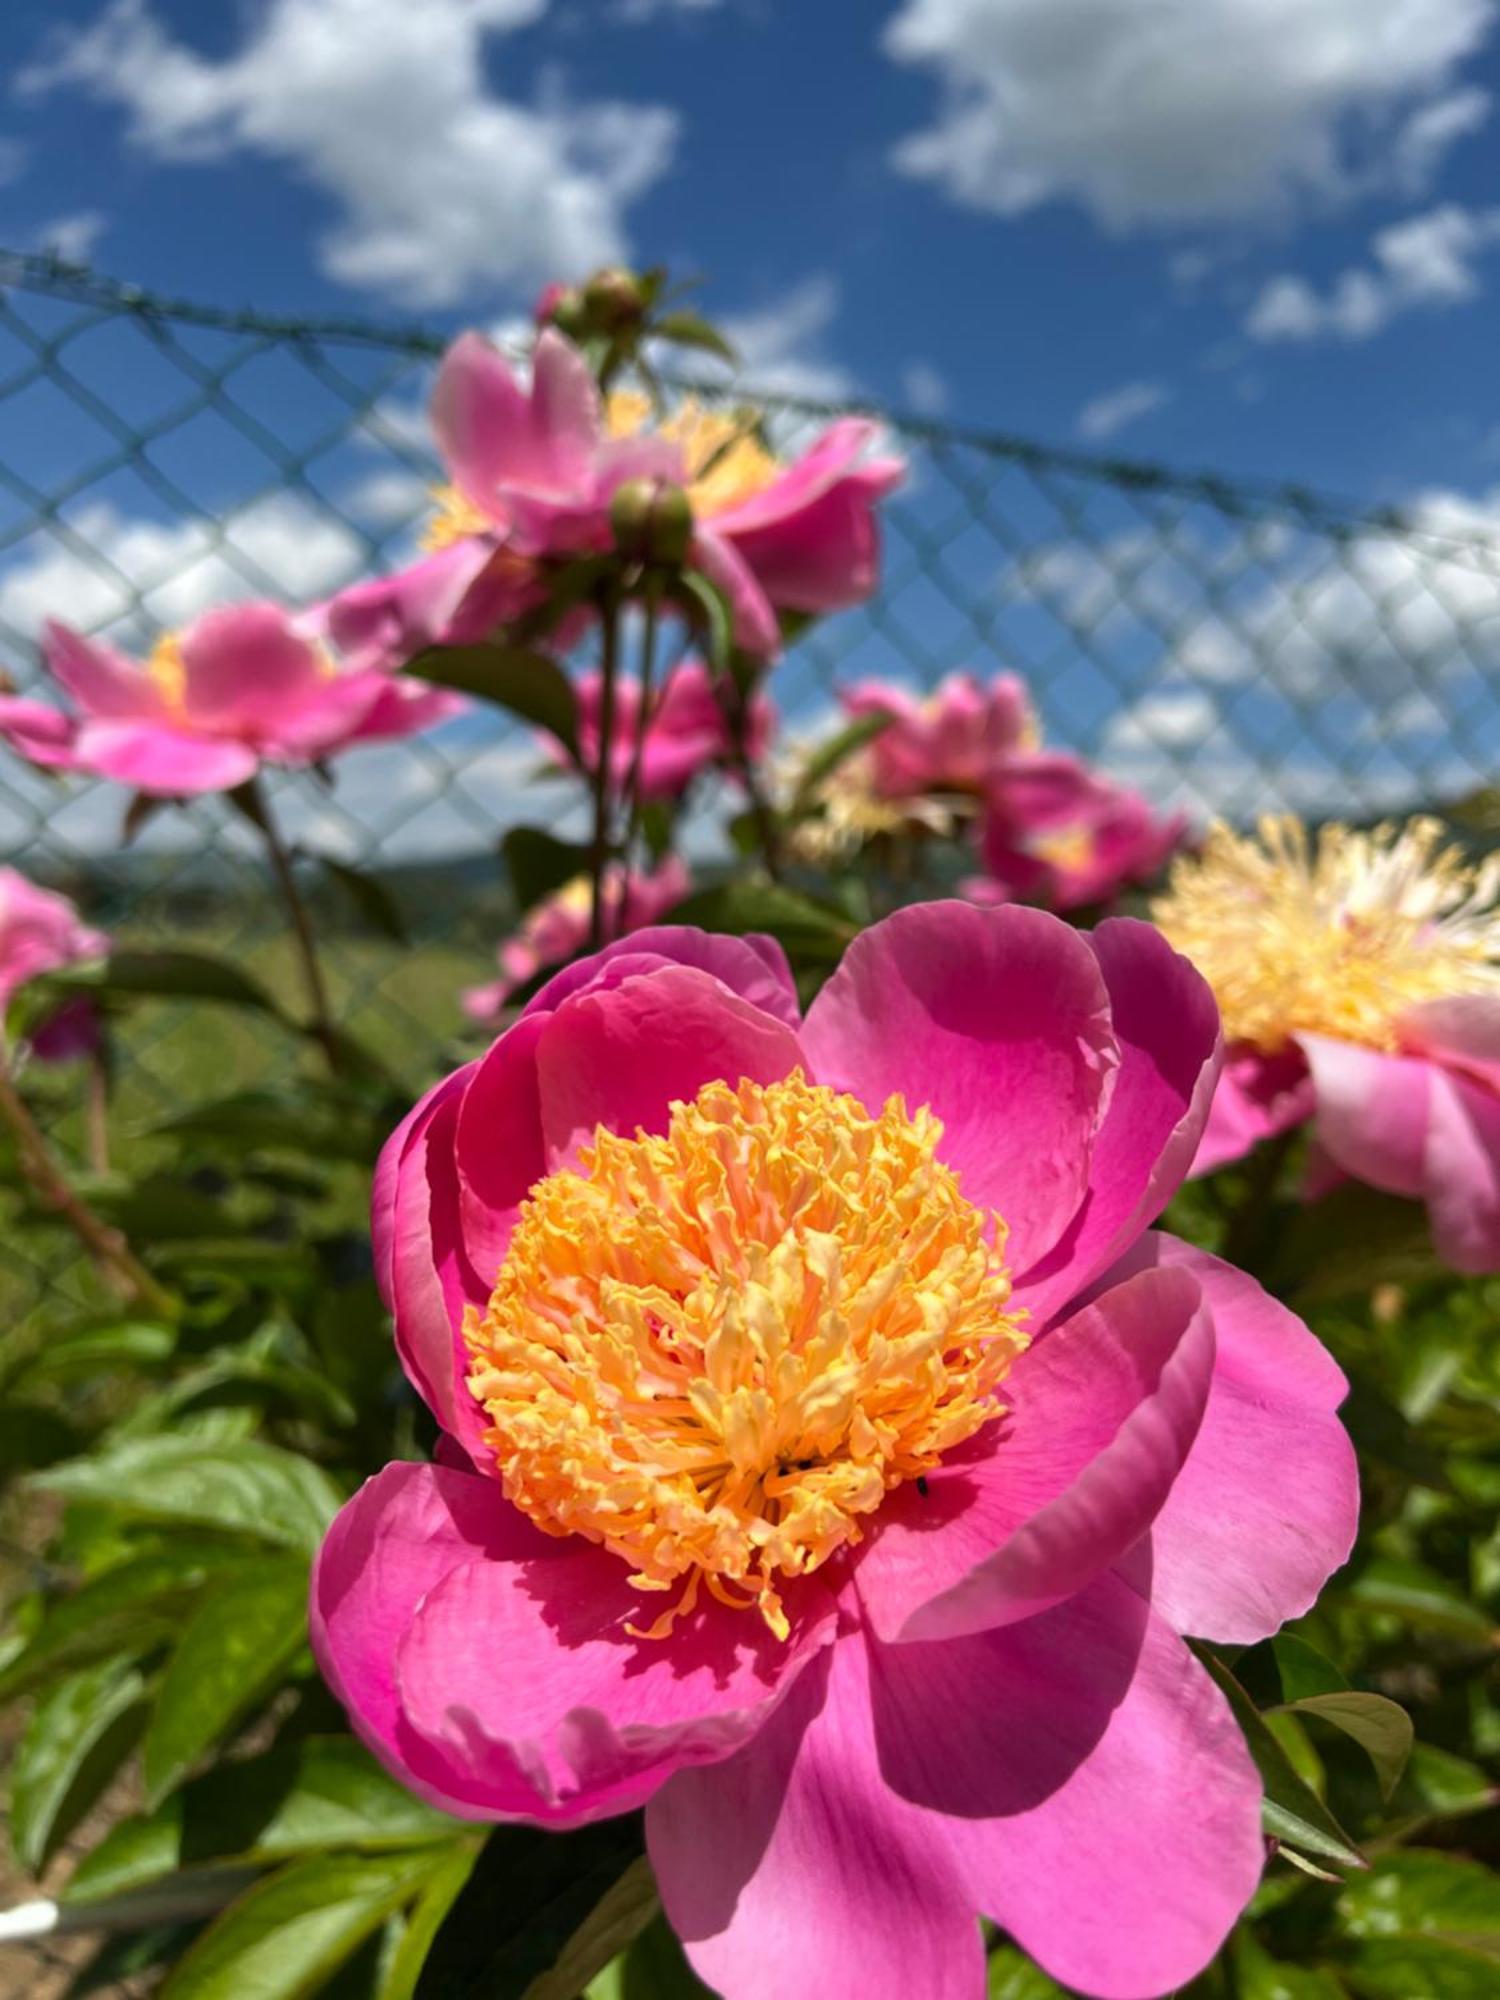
[4,244,1500,1111]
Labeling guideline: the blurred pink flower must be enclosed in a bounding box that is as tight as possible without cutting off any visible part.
[840,669,1038,796]
[0,868,108,1061]
[567,659,775,802]
[462,854,692,1020]
[315,903,1357,2000]
[0,605,462,798]
[978,760,1187,912]
[418,330,904,657]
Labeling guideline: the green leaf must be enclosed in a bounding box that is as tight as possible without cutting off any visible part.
[68,1737,463,1906]
[664,882,854,966]
[652,312,737,366]
[1228,1930,1347,1998]
[15,1319,176,1387]
[670,572,733,676]
[1236,1635,1349,1707]
[34,1437,342,1555]
[414,1817,646,1999]
[502,826,592,914]
[378,1844,481,2000]
[406,644,579,759]
[11,1655,150,1871]
[985,1945,1070,1997]
[0,1546,225,1701]
[50,950,285,1017]
[1198,1652,1365,1872]
[1268,1185,1445,1300]
[1390,1744,1497,1830]
[0,1401,83,1477]
[1345,1558,1500,1644]
[587,1912,715,1999]
[791,711,893,810]
[1234,1636,1414,1800]
[1336,1850,1500,1998]
[153,1088,384,1164]
[319,856,408,943]
[1282,1693,1413,1803]
[142,1556,311,1808]
[157,1849,444,2000]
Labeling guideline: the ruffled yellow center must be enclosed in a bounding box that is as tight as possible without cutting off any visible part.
[1152,815,1500,1053]
[607,391,780,517]
[421,483,495,552]
[145,633,187,711]
[465,1071,1026,1638]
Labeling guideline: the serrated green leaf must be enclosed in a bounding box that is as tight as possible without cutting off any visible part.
[1199,1652,1365,1872]
[502,826,593,914]
[157,1849,443,2000]
[34,1438,342,1554]
[11,1655,149,1871]
[142,1557,311,1808]
[406,644,578,758]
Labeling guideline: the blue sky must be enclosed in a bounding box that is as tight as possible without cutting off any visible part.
[4,0,1500,498]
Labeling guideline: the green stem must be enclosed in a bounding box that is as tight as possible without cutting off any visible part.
[589,587,624,950]
[722,676,782,882]
[1221,1125,1299,1271]
[245,777,343,1075]
[618,581,665,910]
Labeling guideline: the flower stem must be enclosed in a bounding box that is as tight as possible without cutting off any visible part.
[0,1051,174,1316]
[242,777,344,1075]
[588,586,624,951]
[617,579,664,917]
[722,676,782,881]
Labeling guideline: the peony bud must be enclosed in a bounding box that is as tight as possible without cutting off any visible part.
[610,479,694,568]
[583,266,648,332]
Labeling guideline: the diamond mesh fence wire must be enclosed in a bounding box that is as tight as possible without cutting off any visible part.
[3,244,1500,1191]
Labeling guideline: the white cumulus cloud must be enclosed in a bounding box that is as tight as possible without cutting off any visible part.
[1076,380,1171,442]
[20,0,679,306]
[883,0,1495,227]
[1248,204,1500,342]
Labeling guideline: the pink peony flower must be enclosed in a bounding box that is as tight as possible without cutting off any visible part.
[0,604,462,798]
[462,855,692,1021]
[418,330,904,657]
[1155,815,1500,1271]
[568,659,776,802]
[840,669,1038,797]
[0,869,108,1061]
[314,902,1357,1999]
[978,759,1188,912]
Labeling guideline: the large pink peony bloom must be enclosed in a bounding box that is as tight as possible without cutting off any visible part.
[841,669,1038,797]
[417,330,904,657]
[978,759,1188,912]
[568,659,775,802]
[462,856,692,1022]
[1156,816,1500,1272]
[0,604,461,798]
[314,903,1357,1999]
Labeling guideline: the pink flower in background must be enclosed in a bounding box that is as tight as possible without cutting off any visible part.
[841,668,1038,796]
[421,330,904,657]
[0,868,108,1061]
[315,903,1356,1999]
[1155,816,1500,1271]
[462,855,692,1021]
[978,759,1188,912]
[566,660,776,801]
[0,605,462,798]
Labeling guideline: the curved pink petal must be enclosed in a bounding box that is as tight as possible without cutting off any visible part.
[42,621,166,720]
[534,965,804,1168]
[1014,919,1221,1328]
[1299,1034,1430,1198]
[322,542,496,671]
[452,1011,549,1286]
[710,421,900,535]
[0,695,84,770]
[1401,994,1500,1095]
[432,329,601,513]
[342,675,466,744]
[0,868,108,1010]
[650,1638,983,2000]
[724,467,897,615]
[868,1571,1264,2000]
[396,1538,834,1829]
[689,528,781,657]
[800,901,1118,1277]
[1423,1067,1500,1273]
[1191,1043,1316,1178]
[522,925,801,1030]
[856,1262,1215,1644]
[73,721,260,795]
[177,603,329,733]
[1111,1234,1358,1642]
[310,1458,557,1816]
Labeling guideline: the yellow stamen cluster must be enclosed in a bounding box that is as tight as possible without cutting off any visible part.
[783,749,959,862]
[421,482,495,552]
[1152,814,1500,1053]
[1030,826,1098,875]
[465,1071,1026,1639]
[145,633,187,710]
[607,391,780,517]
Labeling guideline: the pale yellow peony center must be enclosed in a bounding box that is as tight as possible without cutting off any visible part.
[606,391,780,517]
[1031,826,1097,875]
[145,633,187,711]
[421,483,496,552]
[464,1071,1027,1639]
[1152,814,1500,1054]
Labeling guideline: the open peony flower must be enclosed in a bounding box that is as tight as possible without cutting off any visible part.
[569,660,776,803]
[840,669,1039,798]
[462,856,692,1021]
[0,604,462,798]
[978,760,1187,912]
[417,330,904,657]
[314,903,1357,1999]
[1154,815,1500,1272]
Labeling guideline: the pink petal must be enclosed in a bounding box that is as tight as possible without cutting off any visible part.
[395,1540,834,1829]
[1423,1068,1500,1273]
[432,329,600,511]
[690,528,782,657]
[709,421,898,535]
[322,543,496,671]
[723,467,896,615]
[867,1571,1263,1999]
[73,721,260,795]
[800,901,1118,1277]
[522,925,801,1030]
[649,1638,983,2000]
[1110,1233,1358,1642]
[1401,994,1500,1095]
[452,1011,549,1285]
[1299,1034,1430,1198]
[1014,919,1221,1329]
[310,1459,558,1817]
[42,621,166,720]
[856,1262,1215,1643]
[1191,1043,1316,1178]
[177,603,329,732]
[533,964,804,1167]
[0,696,84,770]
